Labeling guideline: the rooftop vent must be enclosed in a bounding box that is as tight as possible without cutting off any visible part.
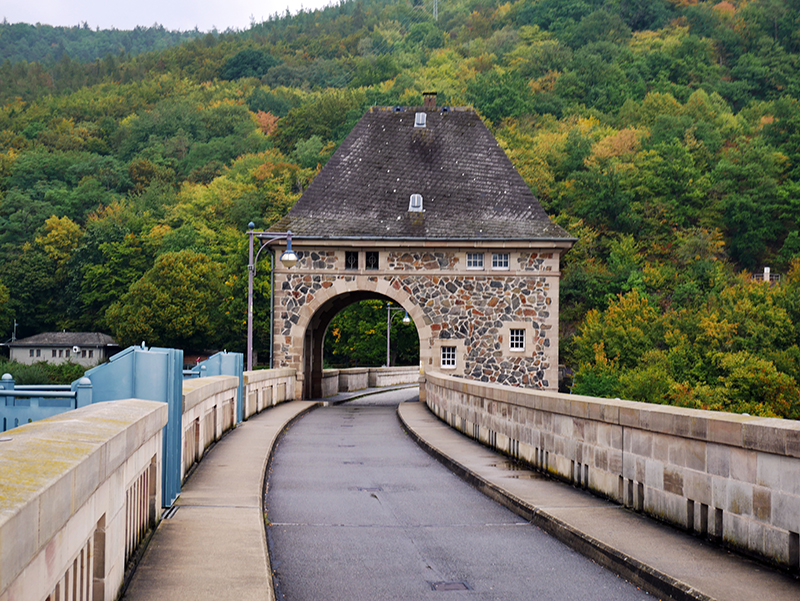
[393,106,402,112]
[423,91,437,110]
[414,112,427,128]
[409,194,423,212]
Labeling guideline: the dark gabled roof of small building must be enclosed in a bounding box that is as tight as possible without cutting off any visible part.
[273,106,574,242]
[8,332,117,348]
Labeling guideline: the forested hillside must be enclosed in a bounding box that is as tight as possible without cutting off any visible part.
[1,0,799,417]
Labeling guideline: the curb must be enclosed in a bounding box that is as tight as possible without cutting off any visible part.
[261,401,322,601]
[397,402,715,601]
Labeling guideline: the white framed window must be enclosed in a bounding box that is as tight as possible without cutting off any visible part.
[89,350,94,358]
[52,349,57,358]
[510,328,525,351]
[36,349,41,357]
[29,349,34,357]
[441,346,457,369]
[466,253,484,270]
[492,253,510,270]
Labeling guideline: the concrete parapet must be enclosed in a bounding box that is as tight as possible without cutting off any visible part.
[242,368,297,418]
[181,376,239,480]
[425,371,800,571]
[338,368,369,392]
[368,366,420,387]
[0,399,167,601]
[322,369,340,397]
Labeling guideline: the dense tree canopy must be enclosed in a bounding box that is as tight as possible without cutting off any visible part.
[2,0,800,417]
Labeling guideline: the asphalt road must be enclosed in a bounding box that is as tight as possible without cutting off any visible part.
[265,388,652,600]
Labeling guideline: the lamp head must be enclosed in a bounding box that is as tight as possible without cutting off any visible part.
[280,249,299,269]
[402,312,411,325]
[279,232,298,268]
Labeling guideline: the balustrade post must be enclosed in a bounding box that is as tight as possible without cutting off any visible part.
[74,377,93,407]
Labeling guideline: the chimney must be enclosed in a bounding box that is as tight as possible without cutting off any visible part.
[423,91,437,111]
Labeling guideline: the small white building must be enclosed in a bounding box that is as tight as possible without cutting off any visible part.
[8,332,118,367]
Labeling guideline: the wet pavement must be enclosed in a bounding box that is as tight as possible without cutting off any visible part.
[265,388,652,601]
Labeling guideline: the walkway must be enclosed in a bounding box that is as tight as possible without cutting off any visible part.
[122,388,800,601]
[121,387,408,601]
[266,388,649,600]
[398,401,800,601]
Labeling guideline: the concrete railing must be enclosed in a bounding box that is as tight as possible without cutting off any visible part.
[322,369,340,398]
[181,375,239,480]
[424,371,800,571]
[243,368,296,419]
[338,367,370,392]
[319,366,420,398]
[0,399,167,601]
[369,366,420,388]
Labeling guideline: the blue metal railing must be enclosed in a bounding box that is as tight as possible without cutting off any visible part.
[84,344,184,506]
[0,374,92,432]
[184,351,244,423]
[1,345,243,507]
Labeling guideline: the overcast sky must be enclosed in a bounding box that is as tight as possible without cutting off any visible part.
[2,0,338,32]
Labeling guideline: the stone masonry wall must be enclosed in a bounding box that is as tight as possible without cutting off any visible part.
[272,245,563,391]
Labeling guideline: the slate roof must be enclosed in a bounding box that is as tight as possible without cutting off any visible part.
[273,106,574,242]
[8,332,117,347]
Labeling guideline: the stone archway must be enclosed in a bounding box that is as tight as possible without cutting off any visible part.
[296,290,423,399]
[269,240,568,400]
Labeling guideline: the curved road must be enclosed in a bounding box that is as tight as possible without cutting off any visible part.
[265,388,651,600]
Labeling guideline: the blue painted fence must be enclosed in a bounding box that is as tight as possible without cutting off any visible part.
[184,351,244,423]
[0,345,243,507]
[0,376,92,431]
[84,344,184,506]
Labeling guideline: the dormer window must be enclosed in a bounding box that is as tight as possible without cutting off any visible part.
[409,194,423,212]
[414,112,426,128]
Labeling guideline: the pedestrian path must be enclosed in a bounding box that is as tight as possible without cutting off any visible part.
[398,401,800,601]
[121,386,413,601]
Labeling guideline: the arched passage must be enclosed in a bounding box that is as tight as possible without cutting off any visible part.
[300,291,422,399]
[269,242,566,400]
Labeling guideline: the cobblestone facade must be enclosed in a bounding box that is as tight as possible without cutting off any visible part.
[271,243,567,397]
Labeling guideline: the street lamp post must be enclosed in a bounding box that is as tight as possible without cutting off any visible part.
[385,302,411,367]
[247,223,298,373]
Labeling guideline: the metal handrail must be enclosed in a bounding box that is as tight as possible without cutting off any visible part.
[16,385,72,391]
[0,390,77,398]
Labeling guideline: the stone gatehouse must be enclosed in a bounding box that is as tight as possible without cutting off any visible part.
[269,97,574,399]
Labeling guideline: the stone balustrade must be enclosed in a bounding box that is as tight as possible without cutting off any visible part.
[424,371,800,570]
[243,368,295,418]
[0,399,167,601]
